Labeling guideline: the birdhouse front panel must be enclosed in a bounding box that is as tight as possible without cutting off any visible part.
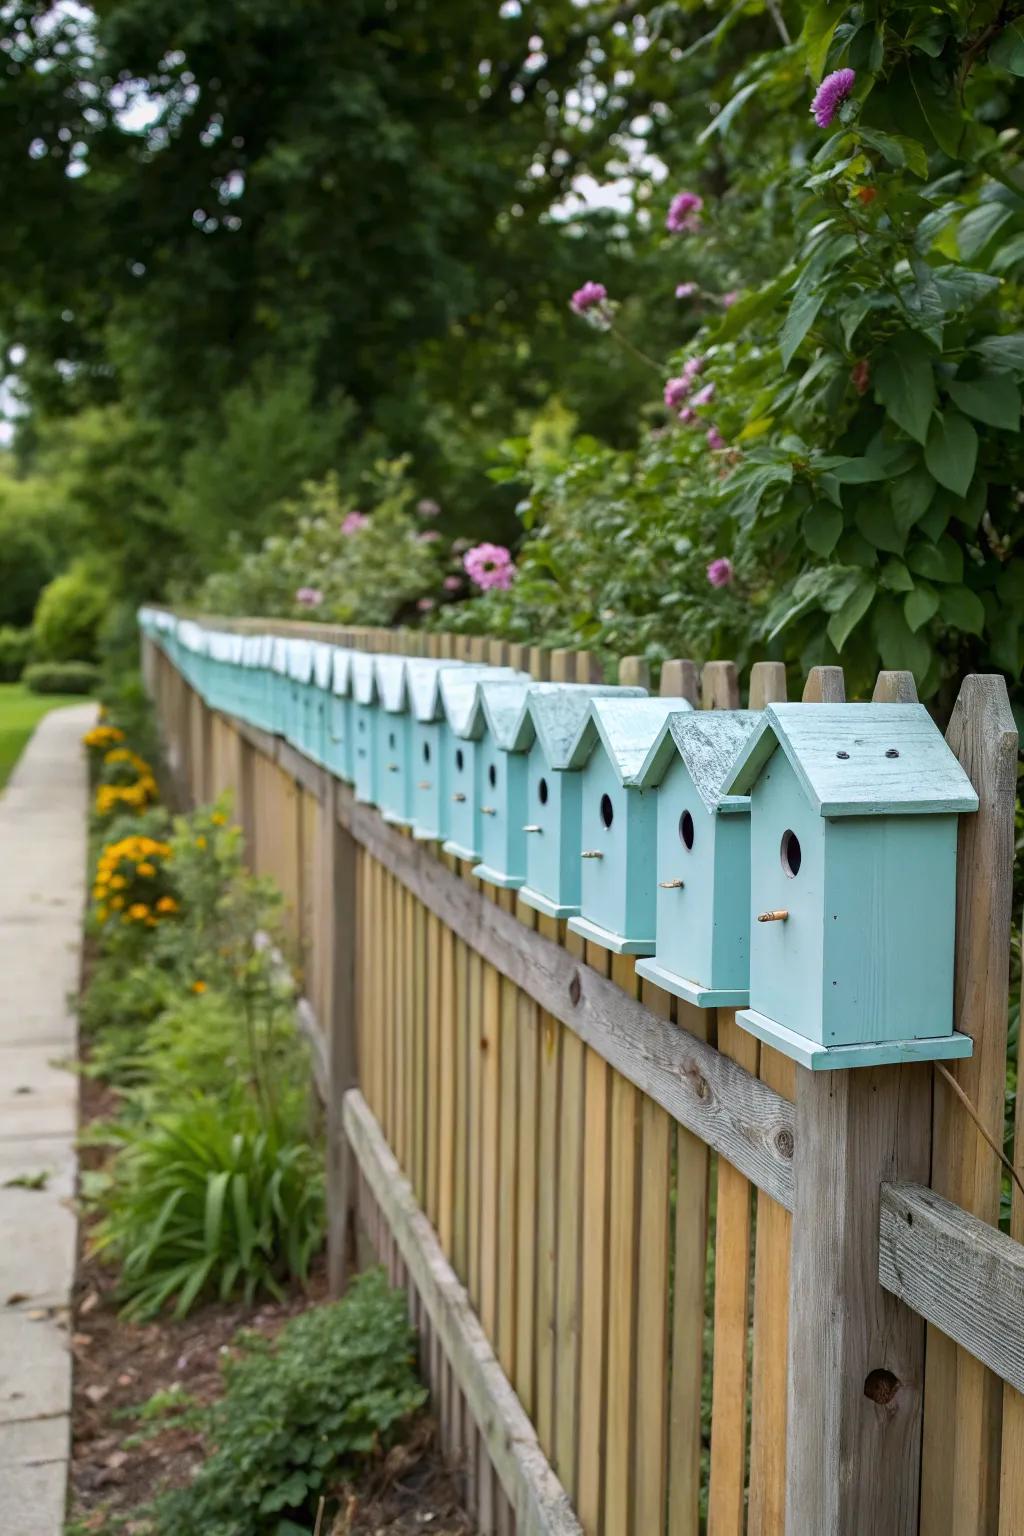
[443,737,482,861]
[323,651,353,783]
[569,756,658,953]
[519,739,582,918]
[474,746,529,889]
[351,653,380,805]
[411,720,448,841]
[377,711,413,825]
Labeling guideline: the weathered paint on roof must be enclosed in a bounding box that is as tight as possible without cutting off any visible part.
[439,667,529,739]
[406,659,469,722]
[311,642,334,690]
[374,654,409,714]
[509,684,648,767]
[479,679,534,749]
[566,696,694,784]
[351,650,379,705]
[724,702,979,816]
[331,648,354,696]
[286,638,314,683]
[637,709,759,812]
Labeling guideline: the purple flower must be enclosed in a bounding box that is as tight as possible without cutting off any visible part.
[570,280,608,315]
[342,511,369,535]
[295,586,323,608]
[810,68,856,129]
[416,530,441,544]
[443,575,462,592]
[706,556,734,587]
[678,406,697,426]
[664,375,692,410]
[417,597,436,612]
[416,497,441,518]
[683,354,706,380]
[706,426,727,451]
[666,191,703,234]
[692,381,716,407]
[721,290,740,308]
[463,542,516,592]
[675,282,698,300]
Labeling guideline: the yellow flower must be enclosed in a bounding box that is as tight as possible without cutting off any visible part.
[191,980,207,994]
[127,903,150,921]
[110,875,126,890]
[111,896,125,911]
[155,896,178,914]
[96,905,108,923]
[136,863,155,878]
[195,836,207,850]
[211,811,227,826]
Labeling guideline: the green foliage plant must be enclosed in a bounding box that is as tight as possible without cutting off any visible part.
[32,556,112,663]
[149,1269,426,1536]
[23,660,99,695]
[0,626,32,682]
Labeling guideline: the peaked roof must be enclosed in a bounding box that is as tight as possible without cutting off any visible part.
[406,659,469,722]
[374,654,409,713]
[637,709,759,811]
[331,648,354,696]
[509,683,648,767]
[479,679,534,749]
[724,702,979,816]
[311,642,335,690]
[439,667,531,739]
[567,696,694,784]
[351,650,379,705]
[286,638,314,682]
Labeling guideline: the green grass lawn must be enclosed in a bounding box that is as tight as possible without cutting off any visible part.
[0,683,86,789]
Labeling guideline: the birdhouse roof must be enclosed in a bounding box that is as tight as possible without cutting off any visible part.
[636,709,760,812]
[331,648,354,696]
[311,642,335,690]
[724,703,979,816]
[439,667,529,739]
[374,654,409,714]
[479,679,536,749]
[509,684,648,767]
[405,659,464,721]
[178,619,208,656]
[271,636,290,674]
[286,638,314,683]
[351,651,379,705]
[566,696,694,784]
[208,629,243,665]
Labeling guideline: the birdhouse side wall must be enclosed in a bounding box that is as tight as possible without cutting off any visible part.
[623,787,659,947]
[524,744,582,911]
[654,757,715,987]
[325,695,352,782]
[446,737,482,859]
[377,712,413,823]
[822,814,958,1045]
[352,701,378,805]
[479,749,528,883]
[412,720,447,840]
[577,752,630,938]
[710,811,752,992]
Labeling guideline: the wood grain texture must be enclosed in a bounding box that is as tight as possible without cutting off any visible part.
[344,1090,583,1536]
[604,954,640,1536]
[321,778,360,1293]
[921,673,1018,1536]
[879,1183,1024,1394]
[999,1019,1024,1535]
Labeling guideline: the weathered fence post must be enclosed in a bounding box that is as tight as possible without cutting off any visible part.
[784,667,931,1536]
[324,774,360,1294]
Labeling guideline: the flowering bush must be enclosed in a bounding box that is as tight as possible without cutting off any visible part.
[92,834,175,931]
[94,746,159,819]
[82,723,125,757]
[195,462,446,624]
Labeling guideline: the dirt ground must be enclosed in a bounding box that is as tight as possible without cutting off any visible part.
[67,1069,475,1535]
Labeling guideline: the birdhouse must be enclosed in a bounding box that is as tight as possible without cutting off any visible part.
[374,655,415,826]
[284,638,314,751]
[634,711,758,1006]
[405,658,470,843]
[724,702,978,1069]
[205,629,241,712]
[470,677,537,888]
[251,632,278,734]
[439,667,529,863]
[565,697,693,954]
[324,649,355,783]
[510,684,648,918]
[177,619,208,697]
[350,652,381,805]
[303,642,335,764]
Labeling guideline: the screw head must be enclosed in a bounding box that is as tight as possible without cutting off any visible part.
[885,748,900,759]
[836,750,849,760]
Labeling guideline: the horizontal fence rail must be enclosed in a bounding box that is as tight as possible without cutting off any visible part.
[141,610,1022,1536]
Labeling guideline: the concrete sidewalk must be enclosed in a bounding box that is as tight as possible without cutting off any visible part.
[0,704,96,1536]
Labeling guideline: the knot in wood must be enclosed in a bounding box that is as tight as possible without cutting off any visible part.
[568,970,582,1008]
[863,1368,901,1407]
[682,1062,709,1100]
[775,1127,794,1159]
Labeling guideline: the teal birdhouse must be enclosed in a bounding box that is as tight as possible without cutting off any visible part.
[270,637,291,736]
[725,703,978,1070]
[284,639,314,750]
[177,620,207,697]
[375,655,414,826]
[351,652,381,805]
[324,649,354,783]
[405,659,472,843]
[565,697,693,954]
[634,711,758,1006]
[206,629,242,712]
[306,642,334,764]
[511,684,647,919]
[470,678,536,889]
[439,667,528,863]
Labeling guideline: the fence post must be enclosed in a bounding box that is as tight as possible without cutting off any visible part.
[784,667,930,1536]
[324,775,360,1294]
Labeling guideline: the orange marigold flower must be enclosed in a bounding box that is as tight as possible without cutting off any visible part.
[191,980,207,994]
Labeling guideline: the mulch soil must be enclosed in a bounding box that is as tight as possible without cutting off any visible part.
[67,1060,475,1535]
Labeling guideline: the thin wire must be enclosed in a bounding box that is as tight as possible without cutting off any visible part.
[935,1061,1024,1205]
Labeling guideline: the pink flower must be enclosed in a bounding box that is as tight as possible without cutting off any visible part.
[675,282,698,299]
[295,586,323,608]
[721,290,740,308]
[683,355,706,379]
[666,191,703,234]
[664,375,692,410]
[692,381,716,407]
[417,530,441,543]
[443,575,462,591]
[706,557,734,587]
[417,597,436,612]
[416,497,441,518]
[570,280,608,315]
[463,542,516,592]
[342,511,368,535]
[810,68,856,129]
[706,426,727,451]
[678,407,697,426]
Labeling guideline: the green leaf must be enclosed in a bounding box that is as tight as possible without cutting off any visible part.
[872,597,932,679]
[857,127,929,178]
[904,585,939,632]
[829,441,918,483]
[879,559,914,593]
[990,18,1024,75]
[826,575,876,653]
[906,534,963,583]
[947,370,1021,430]
[908,57,965,157]
[890,466,935,533]
[802,503,843,556]
[992,232,1024,274]
[931,265,1001,314]
[802,0,842,80]
[924,410,977,497]
[855,500,908,556]
[973,334,1024,374]
[956,203,1015,261]
[940,585,985,635]
[698,81,759,143]
[779,288,825,369]
[873,336,937,444]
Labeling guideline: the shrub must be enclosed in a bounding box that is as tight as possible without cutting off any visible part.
[0,626,32,682]
[150,1269,426,1536]
[32,557,112,664]
[0,495,58,629]
[89,1100,324,1319]
[23,660,99,695]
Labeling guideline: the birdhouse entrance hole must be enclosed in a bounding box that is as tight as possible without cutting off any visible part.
[538,777,548,805]
[679,810,695,850]
[600,793,614,829]
[781,829,801,878]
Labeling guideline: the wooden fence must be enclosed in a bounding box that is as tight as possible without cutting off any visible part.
[142,617,1024,1536]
